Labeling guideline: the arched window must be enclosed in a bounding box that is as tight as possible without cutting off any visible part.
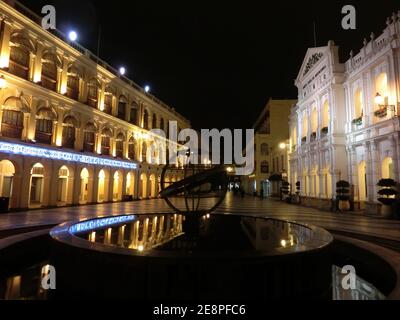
[143,110,149,130]
[41,53,59,91]
[35,107,56,145]
[130,102,138,125]
[1,97,26,139]
[128,137,136,160]
[83,123,96,153]
[261,143,269,156]
[322,100,329,128]
[118,96,127,120]
[354,88,363,119]
[9,35,34,80]
[261,161,269,173]
[311,107,318,133]
[375,72,388,106]
[115,133,124,158]
[152,114,157,129]
[382,157,394,179]
[66,65,81,100]
[87,79,99,108]
[62,116,77,149]
[101,128,112,155]
[103,87,114,115]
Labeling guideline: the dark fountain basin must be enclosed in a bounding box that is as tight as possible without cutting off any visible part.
[50,213,333,300]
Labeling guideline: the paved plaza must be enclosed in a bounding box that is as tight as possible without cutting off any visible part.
[1,193,400,243]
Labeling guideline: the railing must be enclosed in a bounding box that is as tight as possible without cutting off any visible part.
[6,0,189,123]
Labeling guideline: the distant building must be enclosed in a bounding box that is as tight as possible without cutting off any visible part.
[289,12,400,214]
[243,99,296,196]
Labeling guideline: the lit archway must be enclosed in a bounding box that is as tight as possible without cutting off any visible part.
[382,157,394,179]
[98,169,106,203]
[322,100,329,129]
[57,165,69,204]
[140,173,147,198]
[80,168,90,204]
[358,161,367,202]
[0,160,15,202]
[375,73,388,103]
[126,172,135,197]
[150,174,156,198]
[29,163,45,206]
[113,170,123,201]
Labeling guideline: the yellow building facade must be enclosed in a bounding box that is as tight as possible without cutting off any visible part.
[0,1,190,210]
[243,99,296,196]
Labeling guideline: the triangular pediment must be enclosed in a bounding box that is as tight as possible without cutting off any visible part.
[296,46,328,83]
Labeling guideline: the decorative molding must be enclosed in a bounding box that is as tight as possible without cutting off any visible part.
[303,53,323,77]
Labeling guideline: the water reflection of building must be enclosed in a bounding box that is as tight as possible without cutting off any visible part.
[0,1,190,211]
[85,214,184,251]
[241,217,299,250]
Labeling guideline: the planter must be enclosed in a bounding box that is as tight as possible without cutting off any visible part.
[380,204,393,219]
[338,200,350,211]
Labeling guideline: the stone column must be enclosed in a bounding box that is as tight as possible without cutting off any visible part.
[72,164,81,205]
[0,18,11,68]
[121,169,127,197]
[18,158,32,210]
[48,161,59,207]
[91,167,100,203]
[364,142,374,202]
[370,141,380,202]
[107,169,115,202]
[32,42,44,83]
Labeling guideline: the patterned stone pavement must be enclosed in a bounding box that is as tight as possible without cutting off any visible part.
[1,192,400,242]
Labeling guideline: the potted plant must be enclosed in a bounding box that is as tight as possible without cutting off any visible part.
[352,117,363,126]
[281,181,290,201]
[377,179,398,218]
[374,108,387,118]
[336,180,350,211]
[321,126,329,136]
[293,181,301,203]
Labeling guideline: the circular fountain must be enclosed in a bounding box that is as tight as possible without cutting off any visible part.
[49,165,334,300]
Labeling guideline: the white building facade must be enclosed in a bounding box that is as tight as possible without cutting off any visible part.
[290,12,400,214]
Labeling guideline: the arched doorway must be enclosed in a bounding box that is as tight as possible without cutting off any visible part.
[140,173,147,199]
[126,172,135,197]
[29,163,45,206]
[57,165,69,204]
[113,171,123,201]
[80,168,89,204]
[358,161,367,202]
[381,157,394,179]
[98,169,106,203]
[0,160,15,202]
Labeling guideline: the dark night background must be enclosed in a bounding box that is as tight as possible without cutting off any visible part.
[19,0,400,130]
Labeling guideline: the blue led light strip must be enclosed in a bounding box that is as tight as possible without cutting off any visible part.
[0,141,137,170]
[69,215,137,234]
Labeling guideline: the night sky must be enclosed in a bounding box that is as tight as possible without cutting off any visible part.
[20,0,400,130]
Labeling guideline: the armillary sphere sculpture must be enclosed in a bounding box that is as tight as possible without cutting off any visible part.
[159,163,228,215]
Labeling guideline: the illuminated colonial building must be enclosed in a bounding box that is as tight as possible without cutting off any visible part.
[289,12,400,213]
[0,1,190,210]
